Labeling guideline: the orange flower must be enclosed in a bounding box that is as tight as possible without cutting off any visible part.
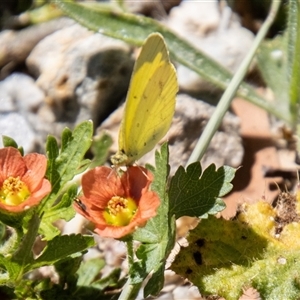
[0,147,51,212]
[75,166,160,239]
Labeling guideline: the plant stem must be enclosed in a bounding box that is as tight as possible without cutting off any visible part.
[118,239,142,300]
[186,0,282,166]
[126,238,134,266]
[118,279,142,300]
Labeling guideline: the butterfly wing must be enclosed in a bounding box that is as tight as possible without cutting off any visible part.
[116,33,178,165]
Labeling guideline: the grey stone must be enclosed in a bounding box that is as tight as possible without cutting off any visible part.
[0,17,75,78]
[26,22,133,128]
[0,112,36,153]
[0,72,44,112]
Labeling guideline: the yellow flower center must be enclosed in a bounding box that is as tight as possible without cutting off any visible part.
[0,176,31,206]
[103,196,137,226]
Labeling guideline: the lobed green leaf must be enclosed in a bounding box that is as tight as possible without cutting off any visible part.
[172,202,300,299]
[43,121,93,210]
[39,184,78,240]
[169,163,235,219]
[32,234,95,269]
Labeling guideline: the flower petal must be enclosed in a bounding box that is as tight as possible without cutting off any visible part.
[0,147,51,213]
[22,153,48,191]
[0,178,51,213]
[136,190,160,219]
[81,167,124,208]
[76,166,160,239]
[0,147,26,183]
[94,222,138,239]
[74,201,107,226]
[29,178,52,202]
[121,167,153,200]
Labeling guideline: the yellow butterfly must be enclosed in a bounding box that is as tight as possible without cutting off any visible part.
[111,32,178,166]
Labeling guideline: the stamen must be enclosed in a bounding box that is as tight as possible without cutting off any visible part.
[0,176,30,206]
[107,196,128,215]
[103,196,137,226]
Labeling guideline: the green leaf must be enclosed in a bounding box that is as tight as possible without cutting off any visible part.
[46,184,77,217]
[287,0,300,123]
[75,265,123,299]
[38,221,60,241]
[286,0,300,154]
[171,201,300,299]
[171,215,266,299]
[30,257,112,300]
[169,163,235,219]
[92,268,122,290]
[133,143,176,297]
[46,121,92,194]
[54,1,289,122]
[146,143,170,200]
[0,254,14,284]
[0,222,6,242]
[77,258,106,286]
[2,136,18,149]
[90,132,113,168]
[55,255,83,290]
[43,121,93,211]
[39,184,78,240]
[23,3,64,25]
[45,135,60,187]
[256,34,290,118]
[2,136,24,155]
[32,234,95,269]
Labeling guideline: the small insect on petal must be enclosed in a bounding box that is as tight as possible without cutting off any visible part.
[74,197,86,211]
